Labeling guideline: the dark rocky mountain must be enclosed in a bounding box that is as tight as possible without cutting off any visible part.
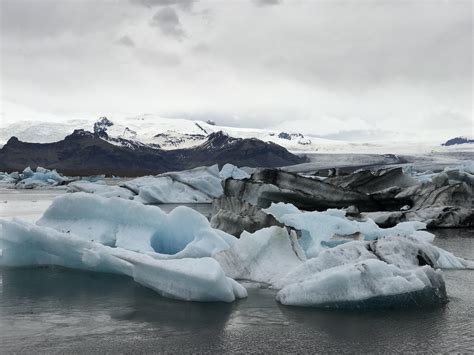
[0,130,307,176]
[442,137,474,146]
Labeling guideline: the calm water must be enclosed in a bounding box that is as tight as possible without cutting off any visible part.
[1,229,473,353]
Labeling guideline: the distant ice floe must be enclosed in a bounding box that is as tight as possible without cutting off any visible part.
[0,167,71,189]
[219,163,251,180]
[125,165,223,204]
[67,180,135,199]
[66,164,250,204]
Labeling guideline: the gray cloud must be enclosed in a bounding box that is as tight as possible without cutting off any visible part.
[253,0,282,6]
[0,0,131,38]
[117,35,135,47]
[1,0,472,141]
[151,7,186,40]
[131,0,196,10]
[137,49,182,67]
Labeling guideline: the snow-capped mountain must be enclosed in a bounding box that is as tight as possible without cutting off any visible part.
[1,114,473,154]
[442,136,474,146]
[0,128,306,175]
[0,114,324,152]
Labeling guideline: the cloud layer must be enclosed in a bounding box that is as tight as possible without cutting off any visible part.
[1,0,472,141]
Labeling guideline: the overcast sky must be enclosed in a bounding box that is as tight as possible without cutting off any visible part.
[1,0,472,140]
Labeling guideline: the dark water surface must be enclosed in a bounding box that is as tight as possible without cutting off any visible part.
[1,229,473,353]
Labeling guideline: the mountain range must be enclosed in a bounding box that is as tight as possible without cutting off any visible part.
[0,128,306,176]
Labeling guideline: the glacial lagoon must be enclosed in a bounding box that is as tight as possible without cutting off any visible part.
[0,188,473,353]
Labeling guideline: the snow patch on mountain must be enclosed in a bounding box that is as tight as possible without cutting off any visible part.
[1,114,473,154]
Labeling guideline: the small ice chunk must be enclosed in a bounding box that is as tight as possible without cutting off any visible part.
[219,163,251,180]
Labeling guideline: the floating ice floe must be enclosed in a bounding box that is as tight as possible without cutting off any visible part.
[0,219,245,302]
[0,166,71,189]
[125,165,223,204]
[264,202,431,258]
[216,165,473,228]
[66,164,250,204]
[67,180,135,199]
[214,226,306,286]
[276,259,447,308]
[36,193,235,258]
[219,163,251,180]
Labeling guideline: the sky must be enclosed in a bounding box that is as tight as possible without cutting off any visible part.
[0,0,472,141]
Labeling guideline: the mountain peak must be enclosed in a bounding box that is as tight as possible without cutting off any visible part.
[206,131,235,147]
[442,136,474,146]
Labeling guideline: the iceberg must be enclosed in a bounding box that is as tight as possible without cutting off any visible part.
[124,165,223,204]
[67,180,135,199]
[219,163,251,180]
[214,226,305,286]
[276,259,447,309]
[0,219,246,302]
[264,202,429,257]
[1,192,471,308]
[275,236,473,290]
[37,193,235,258]
[0,166,71,189]
[0,171,19,187]
[67,164,250,204]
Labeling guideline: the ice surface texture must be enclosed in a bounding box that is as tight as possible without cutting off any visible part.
[66,164,250,204]
[0,194,246,302]
[37,193,235,258]
[264,202,430,258]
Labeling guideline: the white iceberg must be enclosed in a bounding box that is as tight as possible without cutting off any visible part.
[37,193,235,258]
[125,165,223,204]
[67,180,135,199]
[219,163,251,180]
[214,226,305,286]
[0,219,245,302]
[3,166,71,189]
[118,252,247,302]
[264,202,431,258]
[275,236,473,290]
[276,259,447,308]
[0,195,246,302]
[0,171,19,187]
[65,164,250,204]
[1,193,471,308]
